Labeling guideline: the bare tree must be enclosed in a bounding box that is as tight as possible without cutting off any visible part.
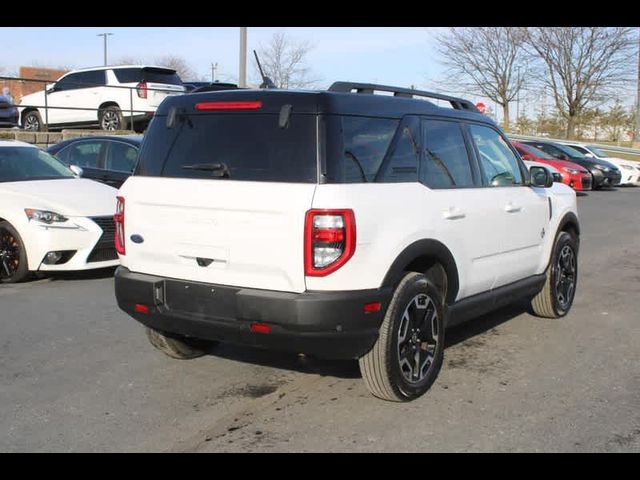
[153,55,198,81]
[115,55,200,81]
[524,27,635,139]
[255,31,318,89]
[433,27,528,130]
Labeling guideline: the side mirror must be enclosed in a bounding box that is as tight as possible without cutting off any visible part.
[530,166,553,188]
[69,165,83,177]
[45,83,56,93]
[584,153,594,158]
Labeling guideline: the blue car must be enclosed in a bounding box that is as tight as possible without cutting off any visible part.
[0,95,19,128]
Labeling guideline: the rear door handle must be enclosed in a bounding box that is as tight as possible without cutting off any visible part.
[442,207,466,220]
[505,202,522,213]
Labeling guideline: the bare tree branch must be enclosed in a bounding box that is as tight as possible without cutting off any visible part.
[433,27,529,129]
[255,31,320,89]
[523,27,635,138]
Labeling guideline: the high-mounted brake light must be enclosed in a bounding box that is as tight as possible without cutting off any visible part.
[304,209,356,277]
[136,81,148,99]
[114,196,125,255]
[194,101,262,111]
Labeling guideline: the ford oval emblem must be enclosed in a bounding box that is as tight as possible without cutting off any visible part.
[130,234,144,244]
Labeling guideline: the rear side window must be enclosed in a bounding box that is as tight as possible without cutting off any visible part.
[112,68,142,83]
[421,119,474,188]
[375,117,420,183]
[338,116,399,183]
[137,113,317,183]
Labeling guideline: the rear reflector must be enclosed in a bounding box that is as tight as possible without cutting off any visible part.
[250,323,272,334]
[134,304,149,314]
[114,196,125,255]
[195,101,262,111]
[363,302,381,313]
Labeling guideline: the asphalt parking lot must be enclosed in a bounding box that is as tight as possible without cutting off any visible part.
[1,187,639,452]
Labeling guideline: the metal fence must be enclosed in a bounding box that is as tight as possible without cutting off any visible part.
[1,74,183,132]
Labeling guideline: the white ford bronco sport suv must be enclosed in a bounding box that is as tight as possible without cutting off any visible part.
[19,65,185,132]
[114,82,580,402]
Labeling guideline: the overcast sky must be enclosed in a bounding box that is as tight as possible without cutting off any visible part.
[0,27,446,88]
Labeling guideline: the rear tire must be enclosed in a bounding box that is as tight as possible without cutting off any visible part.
[146,327,218,359]
[359,272,445,402]
[531,231,578,318]
[0,221,29,284]
[99,106,124,131]
[22,110,42,131]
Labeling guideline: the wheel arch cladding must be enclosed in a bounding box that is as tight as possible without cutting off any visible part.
[381,239,459,305]
[558,212,580,239]
[99,101,120,110]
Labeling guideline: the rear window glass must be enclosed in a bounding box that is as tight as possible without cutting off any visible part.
[136,113,317,183]
[113,68,182,85]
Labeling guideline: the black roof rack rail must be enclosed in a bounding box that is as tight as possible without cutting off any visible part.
[328,81,479,113]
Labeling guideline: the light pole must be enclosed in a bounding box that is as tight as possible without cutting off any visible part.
[239,27,247,88]
[97,33,114,67]
[211,62,218,82]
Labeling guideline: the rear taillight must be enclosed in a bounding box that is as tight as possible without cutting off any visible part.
[114,196,125,255]
[304,209,356,277]
[136,81,148,99]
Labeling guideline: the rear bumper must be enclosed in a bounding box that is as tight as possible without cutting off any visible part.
[114,267,392,359]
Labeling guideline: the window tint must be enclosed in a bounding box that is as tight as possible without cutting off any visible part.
[106,142,138,172]
[54,73,78,92]
[138,113,317,183]
[74,70,106,88]
[112,68,182,85]
[61,141,103,169]
[376,117,420,183]
[341,117,398,183]
[112,68,143,83]
[469,124,523,186]
[421,119,474,188]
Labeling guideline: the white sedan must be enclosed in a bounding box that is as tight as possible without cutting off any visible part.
[0,140,119,283]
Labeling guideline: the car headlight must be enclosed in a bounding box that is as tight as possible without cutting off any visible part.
[562,167,579,174]
[25,208,68,224]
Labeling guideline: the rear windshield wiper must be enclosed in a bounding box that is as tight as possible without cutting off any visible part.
[182,162,231,178]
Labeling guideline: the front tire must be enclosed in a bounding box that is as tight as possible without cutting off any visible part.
[359,272,445,402]
[22,110,42,131]
[531,231,578,318]
[0,221,29,284]
[99,106,124,131]
[145,327,218,360]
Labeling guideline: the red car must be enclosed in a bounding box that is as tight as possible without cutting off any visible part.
[513,141,593,191]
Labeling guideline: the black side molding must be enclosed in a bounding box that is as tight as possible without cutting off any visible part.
[446,274,546,328]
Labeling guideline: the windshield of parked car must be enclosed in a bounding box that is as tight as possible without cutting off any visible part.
[586,145,610,158]
[555,144,587,159]
[0,147,74,182]
[518,143,555,160]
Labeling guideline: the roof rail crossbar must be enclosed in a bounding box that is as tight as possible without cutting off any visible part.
[328,82,479,113]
